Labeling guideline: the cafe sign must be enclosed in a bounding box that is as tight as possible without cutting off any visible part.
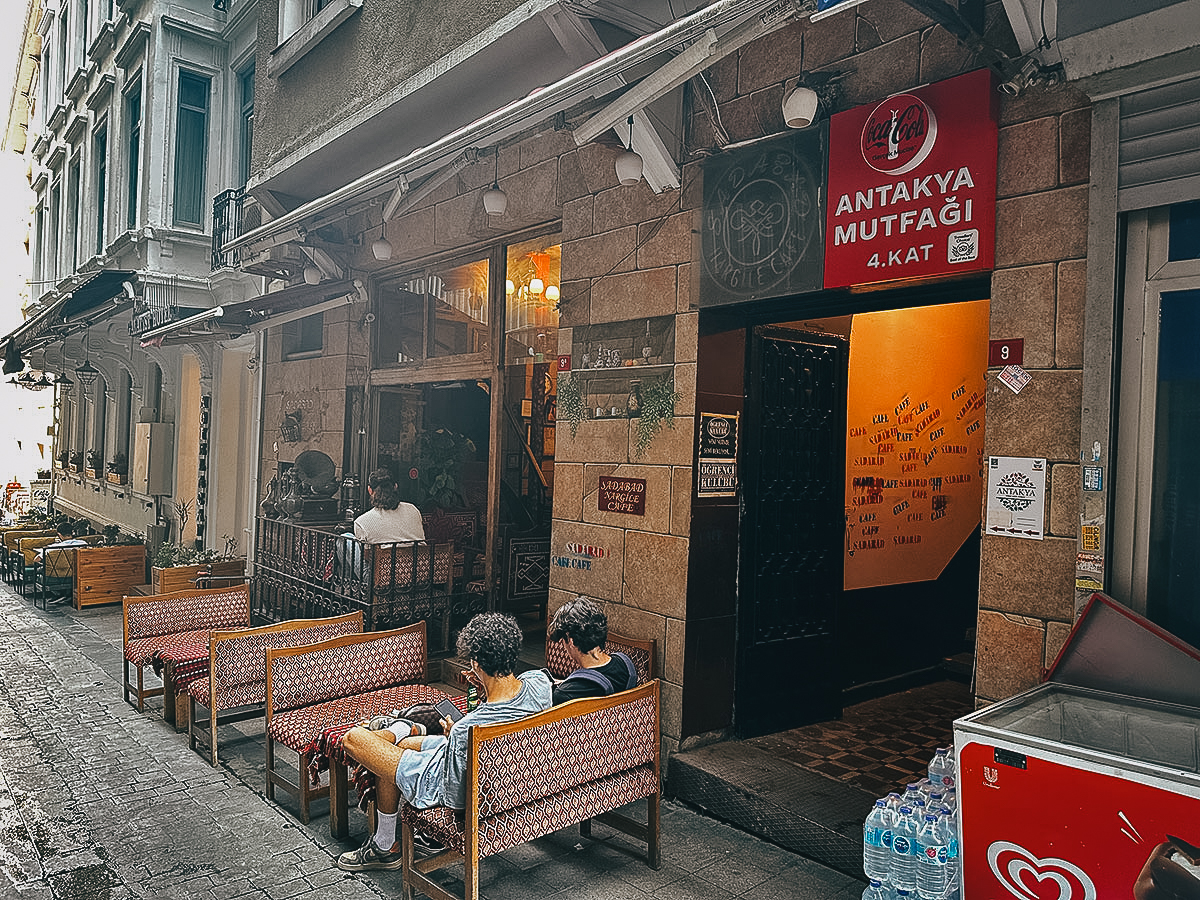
[824,68,998,289]
[697,412,739,497]
[597,476,646,515]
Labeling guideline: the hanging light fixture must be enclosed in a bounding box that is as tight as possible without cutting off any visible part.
[75,331,100,390]
[483,148,507,216]
[782,34,844,129]
[371,218,393,261]
[301,248,322,285]
[615,115,643,186]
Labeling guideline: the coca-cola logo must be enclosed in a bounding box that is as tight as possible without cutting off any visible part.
[988,841,1097,900]
[860,94,937,175]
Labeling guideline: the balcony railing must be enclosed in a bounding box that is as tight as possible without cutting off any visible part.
[252,517,486,655]
[211,187,263,270]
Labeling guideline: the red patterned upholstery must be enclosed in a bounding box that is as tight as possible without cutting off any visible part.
[126,628,210,667]
[401,680,662,900]
[544,633,656,684]
[124,586,250,641]
[265,626,427,715]
[268,683,448,751]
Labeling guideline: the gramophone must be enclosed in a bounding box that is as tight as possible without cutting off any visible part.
[287,450,342,523]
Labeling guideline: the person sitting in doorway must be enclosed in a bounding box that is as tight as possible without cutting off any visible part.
[547,595,637,705]
[334,612,552,871]
[353,468,425,544]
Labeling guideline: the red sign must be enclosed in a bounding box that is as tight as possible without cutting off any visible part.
[824,69,998,289]
[989,338,1024,367]
[597,476,646,516]
[557,355,571,372]
[959,740,1200,899]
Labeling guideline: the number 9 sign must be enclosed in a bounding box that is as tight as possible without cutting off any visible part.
[988,339,1023,368]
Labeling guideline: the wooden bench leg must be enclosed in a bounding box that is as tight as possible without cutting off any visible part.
[299,750,313,824]
[647,792,661,869]
[265,737,276,801]
[401,816,415,900]
[163,670,176,726]
[329,763,349,839]
[579,818,592,838]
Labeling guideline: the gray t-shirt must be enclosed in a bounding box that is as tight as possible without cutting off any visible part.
[394,669,552,809]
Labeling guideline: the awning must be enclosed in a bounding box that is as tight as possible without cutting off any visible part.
[1,270,136,361]
[139,279,363,346]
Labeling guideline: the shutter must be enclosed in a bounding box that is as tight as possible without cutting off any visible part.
[1118,75,1200,211]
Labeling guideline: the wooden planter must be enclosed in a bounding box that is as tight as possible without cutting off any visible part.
[75,544,147,609]
[84,467,99,479]
[106,472,128,485]
[151,559,245,594]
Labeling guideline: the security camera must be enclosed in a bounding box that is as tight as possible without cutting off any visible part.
[999,58,1040,97]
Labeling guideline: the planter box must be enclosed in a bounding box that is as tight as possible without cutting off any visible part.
[151,559,245,594]
[75,544,147,609]
[106,473,128,485]
[84,467,99,479]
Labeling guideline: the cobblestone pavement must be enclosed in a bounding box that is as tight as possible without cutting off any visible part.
[0,587,865,900]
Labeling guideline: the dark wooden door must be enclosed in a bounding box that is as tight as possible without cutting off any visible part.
[736,327,848,737]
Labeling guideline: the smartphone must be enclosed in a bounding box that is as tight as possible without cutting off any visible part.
[435,698,464,723]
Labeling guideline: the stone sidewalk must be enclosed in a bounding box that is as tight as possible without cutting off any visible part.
[0,587,865,900]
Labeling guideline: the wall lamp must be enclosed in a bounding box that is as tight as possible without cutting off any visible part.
[782,34,845,129]
[615,115,643,186]
[482,147,508,216]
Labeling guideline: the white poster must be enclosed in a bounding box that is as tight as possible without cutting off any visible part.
[985,456,1046,540]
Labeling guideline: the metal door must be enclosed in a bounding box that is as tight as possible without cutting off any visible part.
[737,327,848,736]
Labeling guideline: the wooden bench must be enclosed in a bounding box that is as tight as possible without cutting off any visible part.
[77,544,147,609]
[30,546,77,609]
[185,612,364,766]
[264,621,457,828]
[401,679,662,900]
[121,585,251,713]
[3,529,54,581]
[544,631,657,685]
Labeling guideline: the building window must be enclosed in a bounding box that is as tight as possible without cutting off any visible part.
[238,63,254,187]
[125,82,141,230]
[282,312,323,357]
[33,205,45,299]
[173,71,210,227]
[74,0,88,71]
[49,178,61,284]
[66,153,81,272]
[376,256,491,367]
[93,123,107,255]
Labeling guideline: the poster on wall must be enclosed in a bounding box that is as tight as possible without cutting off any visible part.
[985,456,1046,540]
[699,128,826,307]
[843,299,989,591]
[697,412,739,497]
[824,68,999,289]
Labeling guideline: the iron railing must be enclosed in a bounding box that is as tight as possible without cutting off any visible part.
[252,517,486,655]
[211,188,262,270]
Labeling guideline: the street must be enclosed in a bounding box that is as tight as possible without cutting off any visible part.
[0,586,863,900]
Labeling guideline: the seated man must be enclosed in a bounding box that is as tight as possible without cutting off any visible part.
[33,520,88,563]
[335,612,552,871]
[548,596,637,705]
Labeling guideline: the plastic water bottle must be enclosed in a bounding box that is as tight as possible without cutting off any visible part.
[915,813,948,899]
[902,783,923,809]
[890,806,918,891]
[864,800,891,882]
[884,791,903,817]
[942,810,961,899]
[895,890,914,900]
[929,747,957,790]
[862,879,887,900]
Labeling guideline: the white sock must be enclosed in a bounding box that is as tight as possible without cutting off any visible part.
[374,811,398,852]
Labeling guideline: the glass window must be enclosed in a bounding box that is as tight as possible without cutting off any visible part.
[173,71,210,226]
[93,124,107,255]
[238,64,254,188]
[66,154,81,271]
[504,238,560,366]
[283,312,323,357]
[376,257,489,366]
[125,83,141,230]
[1168,200,1200,261]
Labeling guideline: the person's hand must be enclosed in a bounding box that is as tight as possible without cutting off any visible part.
[439,715,455,734]
[1135,840,1200,899]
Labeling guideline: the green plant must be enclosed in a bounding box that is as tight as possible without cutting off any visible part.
[153,542,200,568]
[557,373,585,437]
[101,524,120,545]
[86,449,103,470]
[634,373,680,459]
[69,450,84,468]
[108,452,128,476]
[413,428,476,508]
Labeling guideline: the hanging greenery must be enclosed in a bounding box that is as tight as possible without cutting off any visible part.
[557,373,585,437]
[414,428,477,508]
[634,373,680,459]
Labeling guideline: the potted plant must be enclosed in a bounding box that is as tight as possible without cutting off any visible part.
[57,448,70,470]
[69,450,84,473]
[106,451,128,485]
[35,468,51,480]
[150,534,244,594]
[412,428,477,510]
[85,449,103,479]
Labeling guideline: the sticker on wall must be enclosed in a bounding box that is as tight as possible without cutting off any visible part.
[697,412,739,497]
[997,364,1031,394]
[986,456,1046,540]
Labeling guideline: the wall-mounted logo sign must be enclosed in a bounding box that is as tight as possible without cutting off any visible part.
[697,412,739,497]
[597,476,646,515]
[699,128,826,307]
[825,69,998,289]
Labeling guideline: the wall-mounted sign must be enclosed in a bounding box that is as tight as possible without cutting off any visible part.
[699,128,826,307]
[597,476,646,515]
[824,68,998,289]
[988,338,1023,367]
[697,412,740,497]
[986,456,1046,540]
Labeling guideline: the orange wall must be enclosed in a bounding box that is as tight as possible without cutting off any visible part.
[844,299,988,590]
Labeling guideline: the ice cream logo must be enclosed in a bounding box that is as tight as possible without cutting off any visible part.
[984,765,1000,787]
[996,471,1037,512]
[988,841,1096,900]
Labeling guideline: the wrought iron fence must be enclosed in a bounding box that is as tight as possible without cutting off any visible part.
[252,517,486,655]
[211,188,263,270]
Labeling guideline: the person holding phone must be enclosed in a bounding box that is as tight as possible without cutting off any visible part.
[335,612,551,872]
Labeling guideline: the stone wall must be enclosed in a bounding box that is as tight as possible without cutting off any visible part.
[976,84,1091,703]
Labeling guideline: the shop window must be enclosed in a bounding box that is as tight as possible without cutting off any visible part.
[283,312,323,358]
[504,238,560,366]
[376,257,489,366]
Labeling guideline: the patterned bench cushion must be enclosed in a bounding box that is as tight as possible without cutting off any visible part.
[268,683,450,751]
[125,586,250,642]
[403,764,657,858]
[125,628,210,667]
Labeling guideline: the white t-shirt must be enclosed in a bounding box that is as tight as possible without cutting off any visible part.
[353,504,425,544]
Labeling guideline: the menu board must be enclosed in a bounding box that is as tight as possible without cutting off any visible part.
[844,299,989,591]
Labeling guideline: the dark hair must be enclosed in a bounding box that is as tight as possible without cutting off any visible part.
[548,596,608,653]
[367,468,401,510]
[456,612,522,677]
